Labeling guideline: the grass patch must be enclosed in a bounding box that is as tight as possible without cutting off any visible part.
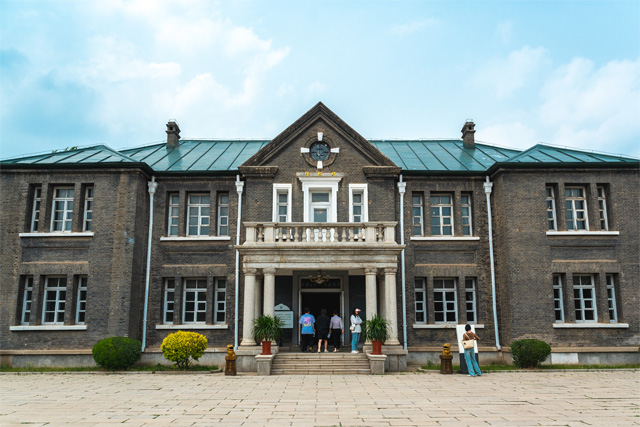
[1,363,218,373]
[420,363,640,371]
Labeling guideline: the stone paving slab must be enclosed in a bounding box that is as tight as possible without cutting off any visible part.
[0,371,638,426]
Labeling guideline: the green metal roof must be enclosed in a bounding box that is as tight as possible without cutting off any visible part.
[370,140,520,172]
[504,144,639,164]
[2,140,637,174]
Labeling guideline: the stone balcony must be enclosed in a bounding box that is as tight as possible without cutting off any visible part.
[243,222,398,245]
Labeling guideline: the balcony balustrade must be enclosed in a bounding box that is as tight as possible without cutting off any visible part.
[243,222,397,245]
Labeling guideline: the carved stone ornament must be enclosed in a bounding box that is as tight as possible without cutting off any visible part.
[301,132,339,170]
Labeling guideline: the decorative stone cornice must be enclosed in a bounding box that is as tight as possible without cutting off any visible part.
[238,166,279,178]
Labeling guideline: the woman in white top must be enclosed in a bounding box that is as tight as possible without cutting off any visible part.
[350,308,363,353]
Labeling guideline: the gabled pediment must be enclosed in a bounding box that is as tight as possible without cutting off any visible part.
[241,102,398,170]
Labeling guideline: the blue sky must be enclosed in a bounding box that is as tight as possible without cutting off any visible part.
[1,0,639,160]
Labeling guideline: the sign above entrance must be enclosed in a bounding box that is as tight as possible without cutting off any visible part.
[301,278,341,289]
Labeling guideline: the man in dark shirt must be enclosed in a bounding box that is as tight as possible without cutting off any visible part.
[315,309,331,353]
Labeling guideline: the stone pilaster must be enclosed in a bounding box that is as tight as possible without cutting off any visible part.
[241,268,257,346]
[263,268,277,316]
[384,267,400,345]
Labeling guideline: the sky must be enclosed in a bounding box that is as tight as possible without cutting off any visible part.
[1,0,639,160]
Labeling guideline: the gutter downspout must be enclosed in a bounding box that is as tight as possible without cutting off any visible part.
[484,176,501,351]
[398,176,408,350]
[234,175,244,349]
[141,176,157,352]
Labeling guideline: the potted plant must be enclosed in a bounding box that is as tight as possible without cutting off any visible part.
[362,314,390,355]
[253,315,284,355]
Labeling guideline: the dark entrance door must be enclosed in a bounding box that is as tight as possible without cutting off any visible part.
[301,292,340,320]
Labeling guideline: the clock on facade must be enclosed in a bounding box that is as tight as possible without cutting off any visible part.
[309,141,330,160]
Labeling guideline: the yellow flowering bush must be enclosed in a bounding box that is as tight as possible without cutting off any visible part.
[161,331,208,369]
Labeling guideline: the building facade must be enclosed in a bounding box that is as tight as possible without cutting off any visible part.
[1,103,638,369]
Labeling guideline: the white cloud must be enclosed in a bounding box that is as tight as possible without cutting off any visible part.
[539,57,640,156]
[476,121,538,150]
[389,19,439,35]
[496,21,513,44]
[308,81,328,95]
[475,46,549,98]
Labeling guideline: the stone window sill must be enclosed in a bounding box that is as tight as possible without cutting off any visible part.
[553,323,629,329]
[410,236,480,241]
[10,325,88,331]
[160,236,231,241]
[413,324,484,329]
[19,232,94,238]
[546,231,619,236]
[155,324,228,330]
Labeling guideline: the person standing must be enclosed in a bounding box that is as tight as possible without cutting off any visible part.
[315,309,331,353]
[329,310,344,352]
[299,307,315,352]
[462,324,482,376]
[350,308,363,353]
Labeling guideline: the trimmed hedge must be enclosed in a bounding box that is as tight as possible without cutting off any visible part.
[92,337,142,371]
[161,331,208,369]
[510,339,551,368]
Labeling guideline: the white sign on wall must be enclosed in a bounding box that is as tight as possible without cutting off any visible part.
[274,304,293,328]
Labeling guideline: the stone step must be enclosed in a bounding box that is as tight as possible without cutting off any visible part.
[271,352,370,375]
[271,368,370,375]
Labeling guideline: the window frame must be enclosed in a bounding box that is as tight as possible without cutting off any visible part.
[75,276,88,324]
[573,275,597,323]
[349,184,368,223]
[461,193,473,236]
[433,278,457,323]
[565,187,589,231]
[217,193,229,236]
[50,187,75,232]
[411,193,424,236]
[186,193,211,237]
[606,274,618,323]
[272,184,292,223]
[597,186,609,231]
[182,278,207,324]
[553,274,564,323]
[167,193,180,236]
[546,186,557,231]
[299,176,340,223]
[82,186,94,232]
[163,278,176,324]
[430,194,454,236]
[465,278,477,323]
[21,276,34,325]
[30,186,42,232]
[42,276,67,325]
[414,278,427,324]
[214,278,226,324]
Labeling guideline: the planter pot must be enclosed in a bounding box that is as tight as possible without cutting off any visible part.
[372,340,383,355]
[261,340,272,355]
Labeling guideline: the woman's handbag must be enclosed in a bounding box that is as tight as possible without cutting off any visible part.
[462,333,474,350]
[349,325,355,332]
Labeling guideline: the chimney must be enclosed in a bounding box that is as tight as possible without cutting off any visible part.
[166,120,181,147]
[461,120,475,149]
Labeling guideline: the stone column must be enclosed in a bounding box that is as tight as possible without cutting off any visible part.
[365,268,378,320]
[379,274,386,320]
[254,276,263,320]
[241,268,257,346]
[263,268,277,316]
[384,267,400,345]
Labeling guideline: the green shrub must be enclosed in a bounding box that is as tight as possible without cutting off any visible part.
[510,339,552,368]
[92,337,142,371]
[161,331,208,369]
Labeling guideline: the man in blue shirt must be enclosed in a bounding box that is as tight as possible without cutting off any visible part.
[299,307,315,352]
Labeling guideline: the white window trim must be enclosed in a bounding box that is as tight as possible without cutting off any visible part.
[217,193,230,236]
[155,324,229,330]
[182,278,207,324]
[21,277,33,325]
[412,193,424,236]
[167,193,179,236]
[187,193,210,237]
[553,275,565,323]
[552,323,628,329]
[465,278,477,324]
[413,324,485,329]
[20,232,95,238]
[410,236,480,241]
[42,277,66,325]
[298,176,342,222]
[546,186,557,231]
[11,325,88,331]
[50,187,75,232]
[160,236,230,241]
[348,184,368,223]
[606,274,618,323]
[433,278,458,324]
[30,187,42,233]
[546,231,618,236]
[597,186,609,231]
[75,276,87,325]
[461,194,473,236]
[163,278,175,325]
[565,187,589,231]
[430,194,454,236]
[573,275,597,323]
[414,278,427,325]
[82,186,94,232]
[214,278,226,325]
[272,184,292,222]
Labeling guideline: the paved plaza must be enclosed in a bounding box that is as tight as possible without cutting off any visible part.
[1,370,639,426]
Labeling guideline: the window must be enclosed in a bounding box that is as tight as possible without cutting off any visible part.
[75,276,87,324]
[51,187,74,232]
[187,194,210,236]
[30,186,42,232]
[553,274,564,323]
[433,278,457,323]
[42,277,67,324]
[465,278,477,323]
[310,191,331,222]
[573,275,597,322]
[565,187,588,231]
[461,194,473,236]
[217,193,229,236]
[349,184,368,224]
[430,194,453,236]
[606,274,618,323]
[273,184,291,222]
[163,278,175,324]
[414,278,427,323]
[21,277,34,325]
[597,186,609,231]
[546,186,557,231]
[167,193,179,236]
[83,187,94,232]
[214,278,226,324]
[412,193,424,235]
[183,278,207,323]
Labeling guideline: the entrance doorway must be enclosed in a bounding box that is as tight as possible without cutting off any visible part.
[300,292,341,319]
